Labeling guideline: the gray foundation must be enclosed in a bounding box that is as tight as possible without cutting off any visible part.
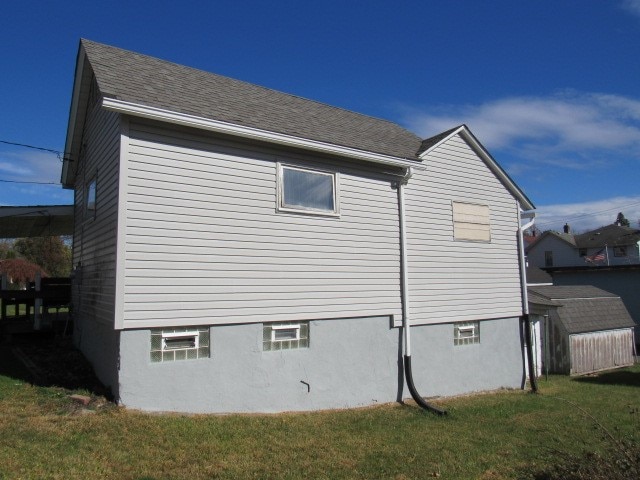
[109,315,525,414]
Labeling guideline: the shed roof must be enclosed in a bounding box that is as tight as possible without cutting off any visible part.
[527,285,636,334]
[528,285,617,300]
[556,297,636,334]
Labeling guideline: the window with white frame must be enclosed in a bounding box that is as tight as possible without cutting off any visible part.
[263,321,309,351]
[85,177,97,217]
[277,163,338,216]
[452,201,490,242]
[150,327,210,362]
[454,321,480,346]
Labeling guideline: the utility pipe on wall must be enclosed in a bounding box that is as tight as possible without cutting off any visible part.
[398,168,446,415]
[517,208,538,393]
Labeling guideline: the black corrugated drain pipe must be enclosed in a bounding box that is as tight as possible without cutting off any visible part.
[398,171,447,415]
[404,355,447,415]
[522,313,538,393]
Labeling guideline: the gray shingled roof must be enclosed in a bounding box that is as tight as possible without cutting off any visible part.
[527,285,636,334]
[81,39,424,160]
[528,285,617,300]
[526,266,552,285]
[574,224,640,248]
[557,297,636,334]
[417,125,462,155]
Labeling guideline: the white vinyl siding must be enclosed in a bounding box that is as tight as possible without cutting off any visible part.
[404,133,522,325]
[119,120,402,329]
[72,80,121,327]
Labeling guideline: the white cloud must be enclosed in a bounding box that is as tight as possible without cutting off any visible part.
[534,196,640,233]
[0,150,62,183]
[621,0,640,17]
[403,92,640,155]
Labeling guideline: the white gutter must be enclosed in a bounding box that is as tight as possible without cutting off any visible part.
[101,98,427,171]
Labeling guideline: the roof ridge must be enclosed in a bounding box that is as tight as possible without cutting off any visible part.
[79,38,421,139]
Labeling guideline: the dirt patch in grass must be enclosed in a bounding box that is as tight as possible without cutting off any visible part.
[527,442,640,480]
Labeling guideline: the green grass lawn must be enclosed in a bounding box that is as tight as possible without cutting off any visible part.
[0,361,638,479]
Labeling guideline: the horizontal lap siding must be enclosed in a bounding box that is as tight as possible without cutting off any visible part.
[121,121,402,329]
[406,134,522,324]
[73,85,121,326]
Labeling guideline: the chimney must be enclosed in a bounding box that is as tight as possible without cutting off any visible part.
[563,223,570,234]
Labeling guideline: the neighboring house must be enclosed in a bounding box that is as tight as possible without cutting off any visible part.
[61,39,535,413]
[528,285,636,376]
[526,224,640,269]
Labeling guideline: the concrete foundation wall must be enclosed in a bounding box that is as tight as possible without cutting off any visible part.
[74,318,120,399]
[117,316,524,414]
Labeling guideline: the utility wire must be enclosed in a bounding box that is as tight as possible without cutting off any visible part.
[0,179,59,185]
[0,139,68,161]
[535,199,640,230]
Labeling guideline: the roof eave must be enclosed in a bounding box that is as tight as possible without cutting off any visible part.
[101,98,426,171]
[418,125,535,210]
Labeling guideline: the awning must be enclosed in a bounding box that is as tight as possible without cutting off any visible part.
[0,205,74,238]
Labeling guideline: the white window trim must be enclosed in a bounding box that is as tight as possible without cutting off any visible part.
[161,330,200,351]
[277,162,340,217]
[454,321,480,345]
[270,324,301,342]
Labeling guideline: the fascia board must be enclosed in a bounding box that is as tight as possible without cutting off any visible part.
[418,125,465,158]
[459,128,535,210]
[61,44,87,188]
[101,98,426,171]
[419,125,535,210]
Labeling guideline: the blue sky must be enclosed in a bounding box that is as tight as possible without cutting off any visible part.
[1,0,639,233]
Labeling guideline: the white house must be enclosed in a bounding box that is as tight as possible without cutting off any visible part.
[62,39,535,413]
[526,224,640,269]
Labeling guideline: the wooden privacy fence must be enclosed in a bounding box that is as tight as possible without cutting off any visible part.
[0,273,71,329]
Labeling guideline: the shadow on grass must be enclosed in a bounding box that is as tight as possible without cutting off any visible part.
[572,368,640,388]
[0,331,111,398]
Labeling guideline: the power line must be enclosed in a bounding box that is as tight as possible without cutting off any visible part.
[0,139,68,161]
[0,179,59,185]
[535,200,640,229]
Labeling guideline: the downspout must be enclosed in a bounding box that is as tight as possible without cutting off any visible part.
[517,208,538,393]
[398,168,447,415]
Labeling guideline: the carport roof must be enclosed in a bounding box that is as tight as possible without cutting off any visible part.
[0,205,74,238]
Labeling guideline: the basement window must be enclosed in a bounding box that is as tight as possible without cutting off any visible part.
[454,321,480,346]
[263,321,309,351]
[150,327,210,362]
